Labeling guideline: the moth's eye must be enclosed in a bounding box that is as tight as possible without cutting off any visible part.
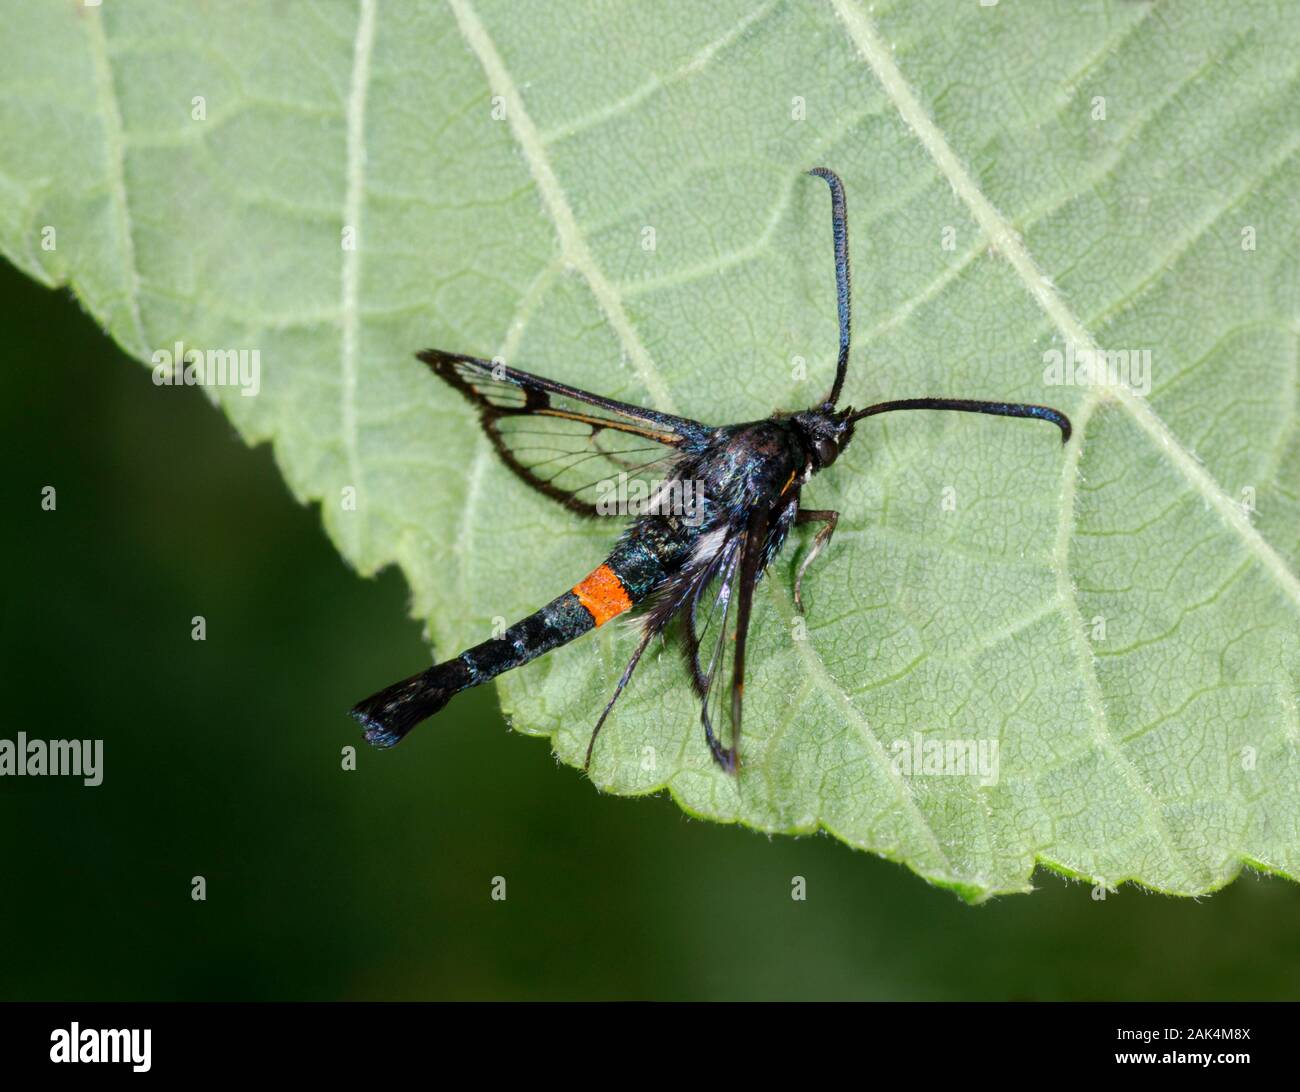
[814,438,839,467]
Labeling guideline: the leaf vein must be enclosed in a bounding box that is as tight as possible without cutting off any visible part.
[85,7,147,352]
[340,0,378,554]
[833,3,1213,884]
[448,0,678,414]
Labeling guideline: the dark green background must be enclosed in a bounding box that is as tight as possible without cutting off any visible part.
[2,260,1295,1000]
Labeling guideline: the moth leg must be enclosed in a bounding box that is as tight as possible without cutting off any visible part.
[583,624,657,775]
[681,545,742,771]
[793,508,839,614]
[722,511,768,774]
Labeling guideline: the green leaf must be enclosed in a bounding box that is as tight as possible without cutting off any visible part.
[3,0,1297,901]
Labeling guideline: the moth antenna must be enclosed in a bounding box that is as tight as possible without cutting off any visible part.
[850,398,1071,443]
[808,167,852,408]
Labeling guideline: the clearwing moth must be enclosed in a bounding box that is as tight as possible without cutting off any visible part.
[351,168,1070,773]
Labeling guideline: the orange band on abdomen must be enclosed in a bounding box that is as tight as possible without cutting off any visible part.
[572,563,633,627]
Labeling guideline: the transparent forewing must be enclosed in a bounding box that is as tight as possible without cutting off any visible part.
[489,411,683,512]
[420,349,709,517]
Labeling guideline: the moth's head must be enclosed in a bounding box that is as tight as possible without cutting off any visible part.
[793,405,855,471]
